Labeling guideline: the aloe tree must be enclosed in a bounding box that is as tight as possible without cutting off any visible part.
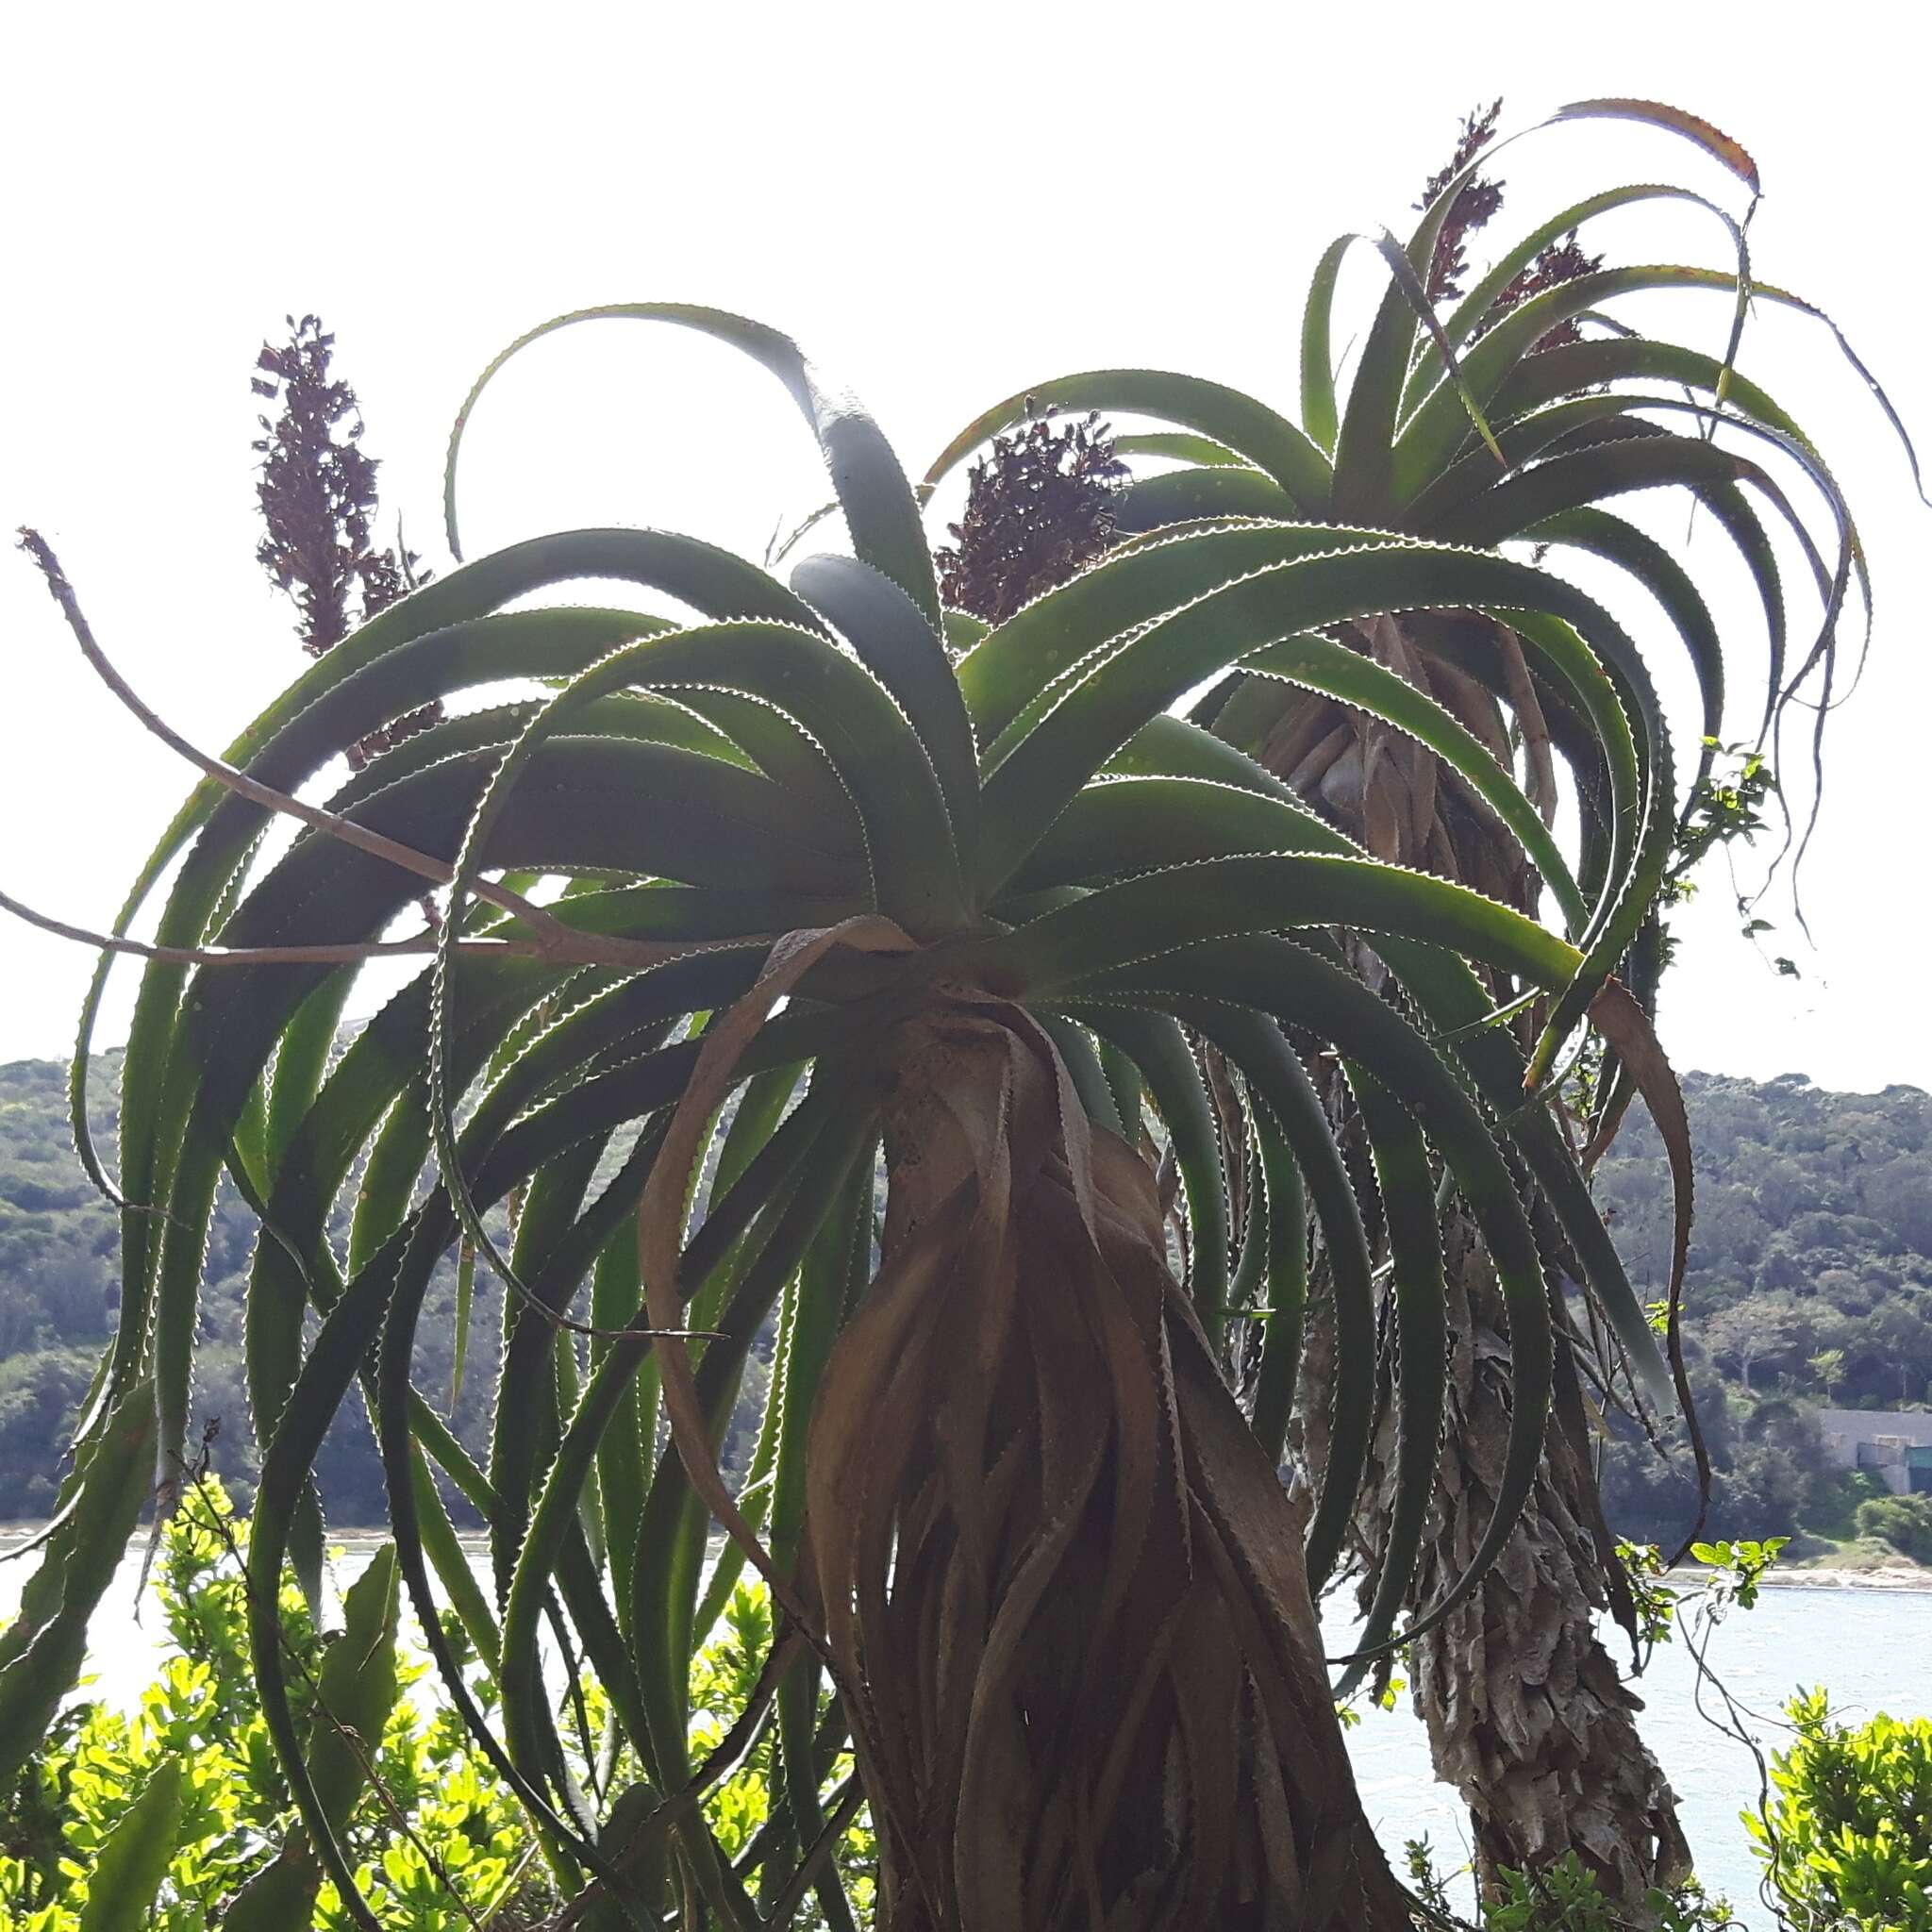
[4,342,1657,1932]
[1,101,1909,1929]
[926,98,1919,1908]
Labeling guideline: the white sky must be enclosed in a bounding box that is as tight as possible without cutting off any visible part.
[3,1,1926,1092]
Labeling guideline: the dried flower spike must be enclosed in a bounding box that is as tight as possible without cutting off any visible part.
[252,316,440,764]
[936,402,1128,624]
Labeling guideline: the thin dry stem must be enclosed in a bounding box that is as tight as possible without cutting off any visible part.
[1,879,753,976]
[16,528,563,941]
[0,886,539,967]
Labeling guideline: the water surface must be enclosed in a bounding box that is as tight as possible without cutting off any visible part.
[8,1541,1924,1924]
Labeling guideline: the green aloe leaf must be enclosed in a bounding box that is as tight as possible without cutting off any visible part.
[1246,1112,1308,1464]
[1240,632,1586,932]
[68,538,829,1448]
[1400,183,1738,416]
[924,369,1332,515]
[1553,97,1760,190]
[982,854,1579,1000]
[1163,1006,1374,1588]
[1111,430,1247,466]
[445,304,941,625]
[1114,465,1300,531]
[1101,941,1553,1649]
[961,523,1390,750]
[1077,1008,1227,1336]
[1330,1072,1445,1699]
[0,1379,154,1788]
[973,541,1644,901]
[75,1758,184,1932]
[790,551,979,851]
[1300,235,1356,456]
[1334,229,1504,524]
[225,1545,404,1931]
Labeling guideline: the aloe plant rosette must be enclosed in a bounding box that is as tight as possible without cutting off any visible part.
[924,97,1922,1907]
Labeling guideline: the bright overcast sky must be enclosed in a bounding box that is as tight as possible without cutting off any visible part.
[3,2,1926,1092]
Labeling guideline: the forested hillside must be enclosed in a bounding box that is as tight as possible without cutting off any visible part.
[0,1053,768,1524]
[3,1053,1926,1538]
[1599,1072,1932,1403]
[1593,1071,1932,1546]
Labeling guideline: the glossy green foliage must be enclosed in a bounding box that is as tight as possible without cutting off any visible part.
[1,102,1907,1924]
[1754,1689,1932,1931]
[0,1488,814,1929]
[1403,1835,1738,1930]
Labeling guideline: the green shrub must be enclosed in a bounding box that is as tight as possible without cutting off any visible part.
[1855,1491,1932,1562]
[0,1487,852,1927]
[1808,1468,1891,1542]
[0,1483,533,1928]
[1752,1687,1932,1930]
[1485,1856,1732,1932]
[1403,1840,1734,1931]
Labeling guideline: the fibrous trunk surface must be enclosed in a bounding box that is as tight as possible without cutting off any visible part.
[805,1008,1413,1931]
[1265,613,1689,1909]
[1368,1218,1689,1900]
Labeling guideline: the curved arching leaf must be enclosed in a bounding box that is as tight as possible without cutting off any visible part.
[446,303,940,625]
[1246,1110,1308,1464]
[973,541,1649,903]
[1300,234,1357,457]
[1114,466,1300,531]
[1239,633,1587,931]
[924,369,1332,515]
[790,551,979,851]
[1095,941,1554,1655]
[1158,1006,1375,1590]
[1400,182,1741,415]
[958,522,1394,749]
[75,1759,184,1932]
[1074,1006,1228,1335]
[67,531,832,1439]
[1330,1072,1445,1698]
[974,850,1578,1001]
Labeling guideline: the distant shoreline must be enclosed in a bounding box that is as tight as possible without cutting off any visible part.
[1752,1564,1932,1591]
[10,1530,1930,1591]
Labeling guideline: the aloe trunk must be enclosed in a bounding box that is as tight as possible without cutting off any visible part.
[1301,1206,1690,1907]
[815,1011,1412,1926]
[1410,1224,1690,1900]
[1257,631,1692,1909]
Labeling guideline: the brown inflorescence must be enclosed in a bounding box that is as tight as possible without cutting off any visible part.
[252,316,441,766]
[936,405,1128,625]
